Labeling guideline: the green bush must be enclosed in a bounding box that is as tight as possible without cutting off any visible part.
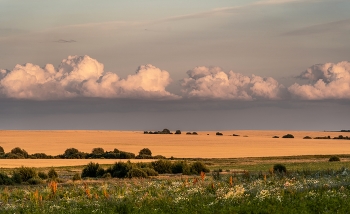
[140,167,158,176]
[108,161,132,178]
[13,166,37,182]
[0,146,4,155]
[329,156,340,162]
[282,134,294,138]
[136,154,153,159]
[10,147,29,158]
[82,162,104,178]
[190,161,210,174]
[127,168,148,178]
[139,148,152,156]
[192,132,198,135]
[27,178,44,185]
[48,168,58,179]
[151,160,173,174]
[172,161,191,175]
[72,173,81,181]
[153,155,166,159]
[91,148,104,155]
[0,172,14,185]
[216,132,223,136]
[272,136,279,138]
[303,136,312,139]
[38,171,48,180]
[119,151,135,159]
[175,130,181,134]
[273,164,287,173]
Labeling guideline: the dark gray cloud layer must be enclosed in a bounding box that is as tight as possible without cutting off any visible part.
[1,98,349,131]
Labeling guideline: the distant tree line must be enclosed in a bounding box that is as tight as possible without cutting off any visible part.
[0,146,165,160]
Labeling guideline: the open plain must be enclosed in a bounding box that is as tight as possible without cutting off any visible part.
[0,130,349,168]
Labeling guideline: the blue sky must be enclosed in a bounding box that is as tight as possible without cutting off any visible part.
[0,0,349,130]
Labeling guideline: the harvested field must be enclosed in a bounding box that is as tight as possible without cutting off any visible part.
[0,130,349,162]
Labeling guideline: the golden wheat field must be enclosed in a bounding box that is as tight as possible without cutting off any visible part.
[0,130,349,168]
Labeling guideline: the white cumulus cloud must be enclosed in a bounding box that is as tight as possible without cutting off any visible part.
[288,61,350,99]
[181,66,284,100]
[0,55,178,100]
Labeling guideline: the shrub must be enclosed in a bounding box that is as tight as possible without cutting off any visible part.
[175,130,181,134]
[63,148,86,159]
[108,161,132,178]
[282,134,294,138]
[153,155,166,159]
[186,132,192,135]
[48,168,58,179]
[92,148,105,155]
[172,161,191,175]
[303,136,312,139]
[273,164,287,173]
[190,161,210,174]
[102,173,112,179]
[161,129,171,134]
[141,168,158,176]
[329,156,340,162]
[139,148,152,156]
[0,172,14,185]
[119,151,135,159]
[10,147,28,158]
[144,131,149,134]
[4,153,22,159]
[82,162,104,178]
[232,134,239,136]
[272,136,279,138]
[13,166,37,182]
[0,146,4,155]
[192,132,198,135]
[127,168,148,178]
[30,153,51,159]
[38,171,48,180]
[216,132,223,136]
[27,178,44,185]
[151,160,173,174]
[72,173,81,181]
[136,154,153,159]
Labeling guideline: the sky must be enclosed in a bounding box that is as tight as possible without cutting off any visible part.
[0,0,350,130]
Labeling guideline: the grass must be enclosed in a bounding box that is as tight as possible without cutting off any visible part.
[0,155,350,213]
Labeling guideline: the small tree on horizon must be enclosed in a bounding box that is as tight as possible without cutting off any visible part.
[139,148,152,156]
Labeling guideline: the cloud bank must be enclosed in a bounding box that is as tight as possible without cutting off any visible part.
[181,66,285,100]
[288,61,350,100]
[0,55,178,100]
[1,55,349,101]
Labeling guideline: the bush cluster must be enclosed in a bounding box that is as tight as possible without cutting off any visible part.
[329,156,340,162]
[81,160,210,179]
[282,134,294,138]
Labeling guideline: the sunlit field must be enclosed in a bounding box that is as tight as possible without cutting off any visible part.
[0,130,349,160]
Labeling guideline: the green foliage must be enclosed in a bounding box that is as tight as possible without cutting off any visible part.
[81,162,104,178]
[153,155,166,159]
[172,161,191,175]
[0,146,4,154]
[190,161,210,174]
[108,161,133,178]
[48,168,58,179]
[72,173,81,181]
[27,177,44,185]
[63,148,86,159]
[329,156,340,162]
[140,167,159,176]
[303,136,312,139]
[119,151,135,159]
[0,172,14,185]
[272,136,279,138]
[91,147,105,155]
[151,159,173,174]
[139,148,152,156]
[273,164,287,173]
[30,153,52,159]
[216,132,223,136]
[175,130,181,134]
[13,166,37,182]
[38,171,48,180]
[127,168,148,178]
[282,134,294,138]
[10,147,29,158]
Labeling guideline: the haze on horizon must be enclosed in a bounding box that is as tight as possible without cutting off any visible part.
[0,0,349,131]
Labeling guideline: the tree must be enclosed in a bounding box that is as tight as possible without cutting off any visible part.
[175,130,181,134]
[139,148,152,156]
[0,146,4,155]
[92,147,104,155]
[10,147,28,158]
